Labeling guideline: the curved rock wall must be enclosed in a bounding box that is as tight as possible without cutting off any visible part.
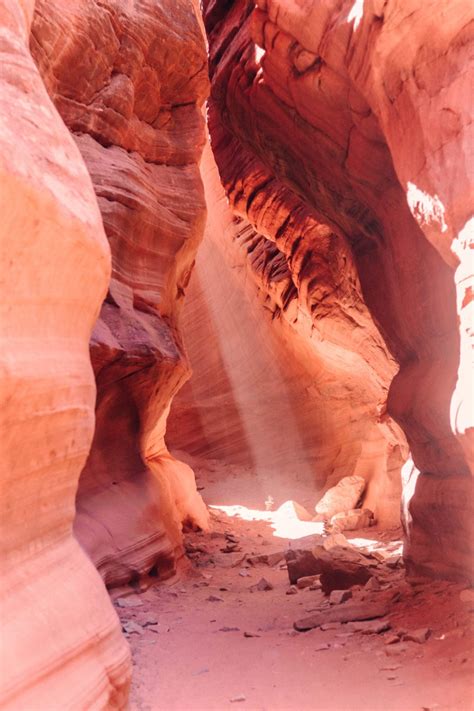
[0,0,130,707]
[203,0,473,580]
[31,0,210,587]
[168,136,406,524]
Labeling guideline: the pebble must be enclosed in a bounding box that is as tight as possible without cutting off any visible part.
[239,569,250,577]
[460,588,474,604]
[244,631,261,638]
[314,643,331,651]
[207,595,224,602]
[329,589,352,605]
[403,628,431,644]
[249,578,273,592]
[116,597,143,608]
[122,621,144,635]
[364,577,381,592]
[219,626,240,632]
[230,695,246,703]
[297,575,321,590]
[286,586,298,595]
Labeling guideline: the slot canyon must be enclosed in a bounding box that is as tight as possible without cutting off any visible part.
[0,0,472,708]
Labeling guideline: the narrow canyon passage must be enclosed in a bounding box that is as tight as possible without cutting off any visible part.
[1,0,473,710]
[119,466,473,711]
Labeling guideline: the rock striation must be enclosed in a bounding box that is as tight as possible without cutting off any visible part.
[0,0,130,707]
[31,0,210,586]
[202,0,473,580]
[168,136,406,523]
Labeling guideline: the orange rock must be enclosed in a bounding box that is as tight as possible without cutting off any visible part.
[0,0,130,706]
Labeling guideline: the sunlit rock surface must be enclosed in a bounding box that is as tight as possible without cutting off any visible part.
[0,0,130,707]
[168,138,406,526]
[201,0,473,580]
[31,0,210,587]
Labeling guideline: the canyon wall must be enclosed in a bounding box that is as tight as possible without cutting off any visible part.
[168,138,406,524]
[31,0,210,587]
[202,0,473,580]
[0,0,130,707]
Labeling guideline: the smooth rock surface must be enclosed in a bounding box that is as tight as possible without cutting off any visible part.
[0,0,130,706]
[31,0,210,586]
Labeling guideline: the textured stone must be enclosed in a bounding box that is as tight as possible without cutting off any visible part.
[315,477,366,520]
[203,0,474,581]
[168,124,406,528]
[31,0,210,586]
[0,0,130,706]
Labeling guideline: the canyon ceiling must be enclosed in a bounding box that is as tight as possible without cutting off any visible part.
[0,0,472,708]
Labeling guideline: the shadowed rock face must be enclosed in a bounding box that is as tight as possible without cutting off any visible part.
[168,137,407,525]
[0,0,130,707]
[202,0,473,580]
[31,0,210,587]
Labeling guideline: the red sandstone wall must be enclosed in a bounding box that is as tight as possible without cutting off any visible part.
[202,0,473,580]
[31,0,210,587]
[0,0,130,706]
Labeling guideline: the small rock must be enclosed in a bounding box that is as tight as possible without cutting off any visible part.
[314,643,331,651]
[364,577,381,592]
[323,533,350,551]
[329,589,353,605]
[250,578,273,592]
[246,551,285,566]
[219,626,240,632]
[297,575,321,590]
[139,616,159,627]
[349,619,391,635]
[229,695,246,703]
[286,586,298,595]
[221,545,242,554]
[244,631,261,638]
[384,634,401,645]
[207,595,224,602]
[459,588,474,604]
[116,597,143,608]
[122,621,144,635]
[403,628,431,644]
[421,705,440,711]
[239,569,250,577]
[219,586,230,592]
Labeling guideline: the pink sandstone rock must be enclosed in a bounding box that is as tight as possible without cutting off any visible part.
[0,0,130,707]
[202,0,473,580]
[31,0,210,586]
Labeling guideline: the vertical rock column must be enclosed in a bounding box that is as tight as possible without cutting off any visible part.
[0,0,130,708]
[31,0,210,587]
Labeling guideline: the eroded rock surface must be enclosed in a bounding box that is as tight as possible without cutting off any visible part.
[203,0,473,580]
[168,132,406,525]
[0,0,130,706]
[31,0,210,586]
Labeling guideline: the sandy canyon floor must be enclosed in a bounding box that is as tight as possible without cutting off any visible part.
[113,465,473,711]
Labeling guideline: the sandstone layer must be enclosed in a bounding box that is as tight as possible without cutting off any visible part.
[202,0,473,580]
[168,136,406,526]
[0,0,130,707]
[31,0,210,587]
